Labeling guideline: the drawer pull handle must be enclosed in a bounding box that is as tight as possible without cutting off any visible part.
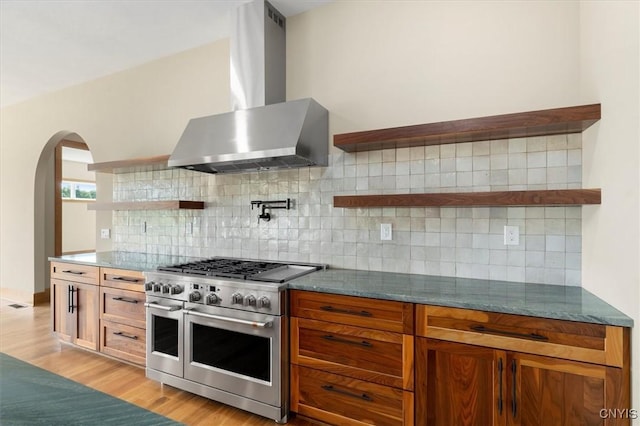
[322,335,373,348]
[113,331,138,340]
[470,325,548,341]
[112,276,140,283]
[62,270,85,275]
[320,306,373,317]
[112,297,139,304]
[321,385,372,402]
[68,286,76,313]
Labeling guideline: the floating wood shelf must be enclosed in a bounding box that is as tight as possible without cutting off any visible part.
[333,189,601,208]
[334,104,601,152]
[88,200,205,211]
[88,155,171,173]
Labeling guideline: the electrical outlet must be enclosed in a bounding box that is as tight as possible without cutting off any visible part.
[100,228,110,239]
[504,225,519,245]
[380,223,392,241]
[186,222,193,234]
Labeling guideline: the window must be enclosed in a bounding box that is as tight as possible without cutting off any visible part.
[61,180,96,200]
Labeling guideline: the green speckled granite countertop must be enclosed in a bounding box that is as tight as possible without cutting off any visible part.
[50,252,633,327]
[288,269,633,327]
[49,251,202,272]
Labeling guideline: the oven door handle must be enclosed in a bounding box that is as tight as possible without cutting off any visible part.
[185,309,273,328]
[144,302,182,312]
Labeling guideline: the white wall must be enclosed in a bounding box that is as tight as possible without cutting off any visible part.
[287,1,580,136]
[1,41,230,302]
[579,0,640,417]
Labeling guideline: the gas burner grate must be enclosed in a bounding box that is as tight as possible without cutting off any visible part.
[157,257,284,280]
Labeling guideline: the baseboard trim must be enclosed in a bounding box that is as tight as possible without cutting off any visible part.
[34,289,50,306]
[0,287,50,306]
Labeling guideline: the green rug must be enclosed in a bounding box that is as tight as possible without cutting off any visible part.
[0,352,181,425]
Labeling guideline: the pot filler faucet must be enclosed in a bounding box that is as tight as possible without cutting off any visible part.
[251,199,291,222]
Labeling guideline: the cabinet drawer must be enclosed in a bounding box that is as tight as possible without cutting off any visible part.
[100,320,146,366]
[100,287,145,329]
[292,317,413,390]
[416,305,626,367]
[100,268,145,292]
[290,290,413,334]
[51,262,99,285]
[291,365,413,426]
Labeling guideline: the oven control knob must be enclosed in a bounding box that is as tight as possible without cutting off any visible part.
[206,293,219,305]
[162,284,171,294]
[153,283,162,292]
[231,293,243,304]
[257,296,271,309]
[144,282,154,291]
[170,285,183,295]
[189,291,202,302]
[243,294,256,307]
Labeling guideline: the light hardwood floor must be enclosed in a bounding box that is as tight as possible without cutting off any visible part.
[0,299,320,426]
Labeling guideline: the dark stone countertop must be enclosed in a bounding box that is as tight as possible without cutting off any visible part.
[288,268,633,327]
[49,251,202,272]
[50,251,633,327]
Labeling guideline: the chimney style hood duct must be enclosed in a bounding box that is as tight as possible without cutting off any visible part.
[168,0,328,174]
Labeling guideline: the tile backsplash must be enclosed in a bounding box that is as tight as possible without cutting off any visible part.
[112,134,583,286]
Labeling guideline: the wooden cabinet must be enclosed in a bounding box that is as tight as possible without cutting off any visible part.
[50,262,100,351]
[50,262,146,366]
[290,290,414,426]
[415,305,631,426]
[99,267,146,366]
[416,339,500,426]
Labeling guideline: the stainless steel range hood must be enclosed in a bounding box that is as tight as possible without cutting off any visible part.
[169,0,328,174]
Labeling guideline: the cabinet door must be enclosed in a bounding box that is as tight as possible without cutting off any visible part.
[416,338,506,426]
[74,281,100,351]
[51,279,73,343]
[508,353,620,426]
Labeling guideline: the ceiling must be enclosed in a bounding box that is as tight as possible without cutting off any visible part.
[0,0,332,109]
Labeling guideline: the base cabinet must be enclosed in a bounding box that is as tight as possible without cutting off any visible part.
[290,290,414,426]
[51,262,146,366]
[99,267,146,366]
[416,305,631,426]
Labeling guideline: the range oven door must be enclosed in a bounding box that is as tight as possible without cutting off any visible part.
[145,295,184,378]
[183,303,283,407]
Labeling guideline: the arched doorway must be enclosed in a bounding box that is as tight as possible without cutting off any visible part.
[34,131,94,305]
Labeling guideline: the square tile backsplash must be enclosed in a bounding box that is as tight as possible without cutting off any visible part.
[112,134,583,286]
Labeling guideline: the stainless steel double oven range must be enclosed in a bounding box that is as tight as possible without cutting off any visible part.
[144,257,323,423]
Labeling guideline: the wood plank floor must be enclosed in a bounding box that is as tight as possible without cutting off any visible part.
[0,299,321,426]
